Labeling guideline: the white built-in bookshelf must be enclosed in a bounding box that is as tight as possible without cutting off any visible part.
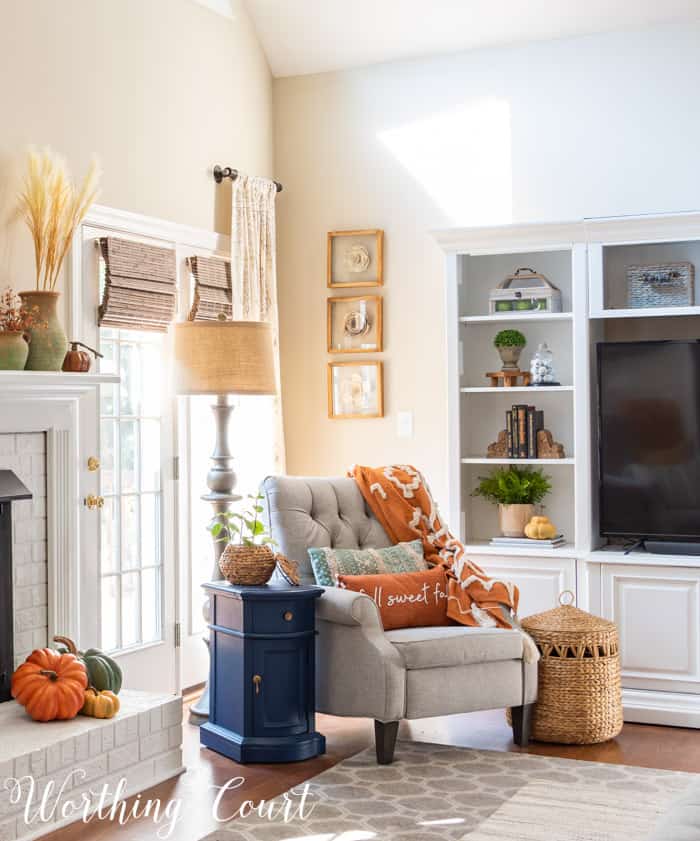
[434,213,700,729]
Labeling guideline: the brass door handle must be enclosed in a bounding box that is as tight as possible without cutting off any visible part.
[87,456,100,472]
[252,674,262,695]
[84,494,105,510]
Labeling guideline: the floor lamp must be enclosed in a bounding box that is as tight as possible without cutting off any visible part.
[174,319,276,722]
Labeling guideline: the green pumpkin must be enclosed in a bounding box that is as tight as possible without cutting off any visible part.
[53,636,122,695]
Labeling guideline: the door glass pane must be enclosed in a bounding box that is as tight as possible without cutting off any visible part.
[142,567,161,644]
[141,493,160,566]
[121,572,140,648]
[99,325,165,653]
[100,497,119,574]
[141,420,160,492]
[119,420,139,493]
[101,577,119,652]
[100,419,117,495]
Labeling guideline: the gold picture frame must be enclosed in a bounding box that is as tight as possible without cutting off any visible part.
[327,295,383,354]
[327,361,384,419]
[327,229,384,288]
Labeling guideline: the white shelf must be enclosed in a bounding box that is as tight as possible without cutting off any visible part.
[0,371,119,385]
[462,540,578,558]
[459,312,573,324]
[460,386,573,393]
[461,457,574,465]
[592,305,700,320]
[586,547,700,569]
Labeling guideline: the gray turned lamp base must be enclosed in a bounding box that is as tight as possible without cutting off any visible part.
[188,394,240,726]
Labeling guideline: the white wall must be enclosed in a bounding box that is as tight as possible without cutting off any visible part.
[274,22,700,507]
[0,0,273,302]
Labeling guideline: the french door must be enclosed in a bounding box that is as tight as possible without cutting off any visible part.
[78,224,178,693]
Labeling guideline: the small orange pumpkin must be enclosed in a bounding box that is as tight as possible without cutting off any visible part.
[11,648,88,722]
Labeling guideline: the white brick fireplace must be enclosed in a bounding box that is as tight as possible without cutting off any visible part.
[0,432,48,666]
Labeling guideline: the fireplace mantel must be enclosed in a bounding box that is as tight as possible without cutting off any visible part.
[0,370,119,396]
[0,370,119,646]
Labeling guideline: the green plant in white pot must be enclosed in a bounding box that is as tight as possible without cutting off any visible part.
[494,328,526,371]
[472,466,552,537]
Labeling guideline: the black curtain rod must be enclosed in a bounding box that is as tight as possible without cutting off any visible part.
[213,165,283,193]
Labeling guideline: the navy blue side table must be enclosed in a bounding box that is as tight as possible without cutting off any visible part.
[200,581,326,763]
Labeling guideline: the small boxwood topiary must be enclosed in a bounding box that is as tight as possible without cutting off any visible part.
[494,329,526,348]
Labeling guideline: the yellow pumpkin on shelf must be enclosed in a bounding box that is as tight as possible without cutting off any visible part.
[81,687,121,719]
[524,515,558,540]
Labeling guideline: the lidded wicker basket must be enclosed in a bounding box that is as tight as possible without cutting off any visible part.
[219,544,277,586]
[523,591,623,744]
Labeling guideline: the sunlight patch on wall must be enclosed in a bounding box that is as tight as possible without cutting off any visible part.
[378,99,513,226]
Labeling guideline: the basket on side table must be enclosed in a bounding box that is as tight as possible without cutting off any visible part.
[518,591,623,745]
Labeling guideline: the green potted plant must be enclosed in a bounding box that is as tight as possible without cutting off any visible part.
[209,493,278,585]
[494,328,526,370]
[472,466,552,537]
[0,288,45,370]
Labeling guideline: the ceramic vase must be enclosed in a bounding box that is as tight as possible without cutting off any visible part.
[498,503,535,537]
[497,345,523,370]
[0,331,30,370]
[19,291,67,371]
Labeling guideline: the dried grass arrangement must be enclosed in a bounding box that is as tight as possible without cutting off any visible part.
[16,148,100,291]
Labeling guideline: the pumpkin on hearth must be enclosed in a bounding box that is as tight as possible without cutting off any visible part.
[11,648,88,722]
[524,515,558,540]
[53,635,122,694]
[81,687,120,719]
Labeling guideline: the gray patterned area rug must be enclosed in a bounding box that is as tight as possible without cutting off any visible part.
[203,741,694,841]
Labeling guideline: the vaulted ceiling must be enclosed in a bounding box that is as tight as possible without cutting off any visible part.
[242,0,700,78]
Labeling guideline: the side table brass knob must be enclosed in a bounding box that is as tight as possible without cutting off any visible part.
[283,611,294,622]
[252,674,262,695]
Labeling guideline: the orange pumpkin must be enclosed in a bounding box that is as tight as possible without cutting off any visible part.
[11,648,88,722]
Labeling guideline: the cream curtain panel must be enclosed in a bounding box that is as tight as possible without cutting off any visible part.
[230,174,286,473]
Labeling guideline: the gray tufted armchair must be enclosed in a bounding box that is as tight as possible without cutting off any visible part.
[262,475,537,764]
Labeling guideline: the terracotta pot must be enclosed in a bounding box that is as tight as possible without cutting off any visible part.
[497,345,523,370]
[19,291,67,371]
[0,331,30,370]
[498,503,535,537]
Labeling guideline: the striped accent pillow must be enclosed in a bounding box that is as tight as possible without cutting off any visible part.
[308,540,427,587]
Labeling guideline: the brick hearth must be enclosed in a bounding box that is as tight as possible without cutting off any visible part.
[0,692,184,841]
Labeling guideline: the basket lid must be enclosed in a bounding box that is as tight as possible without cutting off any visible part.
[521,590,617,636]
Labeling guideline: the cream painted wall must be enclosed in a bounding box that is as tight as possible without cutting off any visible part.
[274,22,700,507]
[0,0,272,301]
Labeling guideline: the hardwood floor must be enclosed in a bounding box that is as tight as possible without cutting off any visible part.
[43,699,700,841]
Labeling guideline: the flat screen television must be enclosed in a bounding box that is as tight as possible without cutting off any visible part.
[598,340,700,542]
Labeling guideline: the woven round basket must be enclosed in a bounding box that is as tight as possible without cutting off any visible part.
[519,591,623,744]
[218,544,277,586]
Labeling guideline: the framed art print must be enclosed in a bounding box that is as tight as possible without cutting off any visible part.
[327,295,383,353]
[327,229,383,288]
[328,361,383,419]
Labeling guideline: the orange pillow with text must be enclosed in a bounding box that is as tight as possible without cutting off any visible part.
[337,566,452,630]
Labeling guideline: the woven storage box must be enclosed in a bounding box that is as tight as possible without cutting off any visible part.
[521,592,623,744]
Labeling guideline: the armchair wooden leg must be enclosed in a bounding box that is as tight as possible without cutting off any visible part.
[511,703,534,747]
[374,720,399,764]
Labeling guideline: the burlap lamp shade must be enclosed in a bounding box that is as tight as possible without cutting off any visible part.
[174,320,276,396]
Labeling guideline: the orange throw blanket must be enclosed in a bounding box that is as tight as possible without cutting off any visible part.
[351,464,538,661]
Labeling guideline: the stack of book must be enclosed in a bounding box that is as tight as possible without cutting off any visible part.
[490,534,566,549]
[506,405,544,459]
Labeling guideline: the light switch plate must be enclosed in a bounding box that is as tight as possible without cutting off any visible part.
[397,411,414,438]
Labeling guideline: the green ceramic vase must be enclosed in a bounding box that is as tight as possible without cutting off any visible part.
[0,331,30,370]
[19,290,67,371]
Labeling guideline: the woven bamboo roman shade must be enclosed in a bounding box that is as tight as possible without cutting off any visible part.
[98,238,176,331]
[187,255,233,321]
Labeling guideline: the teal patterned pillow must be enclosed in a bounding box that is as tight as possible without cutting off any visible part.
[308,540,427,587]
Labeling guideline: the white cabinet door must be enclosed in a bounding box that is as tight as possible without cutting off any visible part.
[478,555,577,619]
[601,563,700,695]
